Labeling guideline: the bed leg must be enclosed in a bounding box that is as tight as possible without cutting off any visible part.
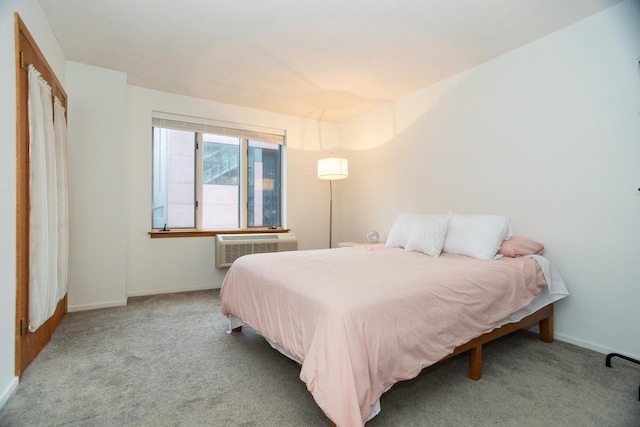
[469,345,482,381]
[539,315,553,343]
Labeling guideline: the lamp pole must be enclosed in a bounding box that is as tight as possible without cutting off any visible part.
[329,179,334,248]
[317,156,348,249]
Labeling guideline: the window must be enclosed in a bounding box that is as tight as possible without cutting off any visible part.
[151,113,284,231]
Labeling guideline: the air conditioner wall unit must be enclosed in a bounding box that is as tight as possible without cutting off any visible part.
[215,232,297,268]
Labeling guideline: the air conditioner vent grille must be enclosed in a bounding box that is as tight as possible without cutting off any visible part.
[224,242,279,264]
[215,233,297,268]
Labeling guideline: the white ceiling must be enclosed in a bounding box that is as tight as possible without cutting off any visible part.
[37,0,623,122]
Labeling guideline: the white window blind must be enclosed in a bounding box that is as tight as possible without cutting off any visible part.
[152,112,286,145]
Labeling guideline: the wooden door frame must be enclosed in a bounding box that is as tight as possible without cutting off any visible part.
[15,13,68,376]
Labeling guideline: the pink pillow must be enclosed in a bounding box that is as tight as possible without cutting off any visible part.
[498,235,544,257]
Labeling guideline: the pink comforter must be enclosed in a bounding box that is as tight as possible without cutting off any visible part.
[220,245,546,427]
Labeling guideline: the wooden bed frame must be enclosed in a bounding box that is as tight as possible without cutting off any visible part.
[231,303,554,426]
[443,303,554,381]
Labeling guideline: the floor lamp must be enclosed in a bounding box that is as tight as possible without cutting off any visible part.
[317,156,348,248]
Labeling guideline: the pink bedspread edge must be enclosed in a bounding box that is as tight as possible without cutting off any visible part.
[220,245,547,427]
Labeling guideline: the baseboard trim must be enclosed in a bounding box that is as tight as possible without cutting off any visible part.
[554,332,640,360]
[126,284,221,298]
[67,286,224,312]
[68,299,128,313]
[0,376,19,410]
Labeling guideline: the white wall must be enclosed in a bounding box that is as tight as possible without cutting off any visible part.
[338,0,640,359]
[65,62,128,311]
[125,86,338,296]
[0,0,67,409]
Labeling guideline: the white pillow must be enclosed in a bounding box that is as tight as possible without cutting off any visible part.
[405,215,451,257]
[384,214,420,248]
[442,214,513,260]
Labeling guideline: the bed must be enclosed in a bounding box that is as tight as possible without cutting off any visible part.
[220,215,568,427]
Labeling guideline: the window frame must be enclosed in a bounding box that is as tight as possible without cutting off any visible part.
[149,113,287,238]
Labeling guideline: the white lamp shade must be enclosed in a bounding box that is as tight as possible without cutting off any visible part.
[317,157,348,180]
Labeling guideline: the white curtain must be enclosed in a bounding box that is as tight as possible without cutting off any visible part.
[27,65,69,332]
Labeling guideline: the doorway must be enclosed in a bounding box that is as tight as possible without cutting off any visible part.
[15,13,68,375]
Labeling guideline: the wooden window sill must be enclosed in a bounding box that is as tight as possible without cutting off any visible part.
[148,228,290,239]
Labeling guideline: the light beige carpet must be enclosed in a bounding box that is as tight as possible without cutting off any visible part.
[1,290,638,426]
